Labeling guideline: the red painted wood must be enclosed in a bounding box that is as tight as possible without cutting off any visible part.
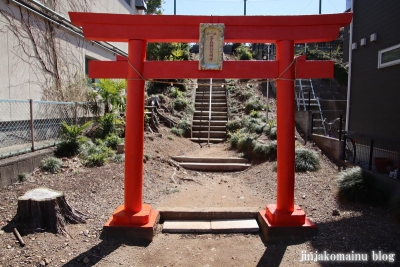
[89,61,128,79]
[80,24,341,43]
[124,39,147,213]
[276,40,296,213]
[88,60,333,79]
[69,12,352,43]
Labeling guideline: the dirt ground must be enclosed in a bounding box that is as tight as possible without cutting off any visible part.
[1,127,400,267]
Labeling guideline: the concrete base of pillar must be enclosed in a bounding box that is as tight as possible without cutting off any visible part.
[258,210,317,242]
[103,205,159,243]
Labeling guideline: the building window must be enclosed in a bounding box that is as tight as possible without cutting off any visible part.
[378,44,400,68]
[124,0,131,6]
[85,56,97,84]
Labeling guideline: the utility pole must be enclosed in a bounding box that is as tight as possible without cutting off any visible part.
[319,0,322,14]
[174,0,176,15]
[244,0,247,15]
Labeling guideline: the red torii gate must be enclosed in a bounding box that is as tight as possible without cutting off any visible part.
[69,12,352,240]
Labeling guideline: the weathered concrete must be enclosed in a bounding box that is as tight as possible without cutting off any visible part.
[0,148,54,188]
[163,219,259,234]
[310,134,343,160]
[295,110,312,136]
[171,156,251,172]
[157,207,259,221]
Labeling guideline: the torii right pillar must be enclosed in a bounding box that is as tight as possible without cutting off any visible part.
[258,41,317,241]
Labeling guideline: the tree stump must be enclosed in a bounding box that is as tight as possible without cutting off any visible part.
[17,187,86,235]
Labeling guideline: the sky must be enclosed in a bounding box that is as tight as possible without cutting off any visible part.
[161,0,347,16]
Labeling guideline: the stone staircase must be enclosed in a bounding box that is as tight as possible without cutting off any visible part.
[190,79,228,144]
[171,156,250,172]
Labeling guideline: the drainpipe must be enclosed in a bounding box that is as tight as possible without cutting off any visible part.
[345,0,354,131]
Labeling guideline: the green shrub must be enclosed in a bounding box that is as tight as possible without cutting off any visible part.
[95,113,123,138]
[168,86,183,98]
[171,127,184,136]
[105,134,122,150]
[336,167,391,204]
[228,131,245,148]
[226,120,242,132]
[85,152,108,167]
[157,94,165,103]
[18,173,28,182]
[174,80,188,92]
[295,148,320,172]
[177,120,191,137]
[41,157,63,173]
[112,154,125,163]
[245,98,266,114]
[269,127,277,140]
[173,98,187,111]
[235,45,252,60]
[80,139,113,167]
[55,121,92,157]
[253,143,272,159]
[249,110,261,118]
[390,193,400,222]
[237,134,256,152]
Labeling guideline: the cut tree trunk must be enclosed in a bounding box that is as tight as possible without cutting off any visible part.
[17,187,86,236]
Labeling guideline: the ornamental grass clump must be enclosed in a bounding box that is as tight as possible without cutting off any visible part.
[226,119,242,132]
[244,98,266,114]
[336,167,391,205]
[295,148,320,172]
[41,157,63,174]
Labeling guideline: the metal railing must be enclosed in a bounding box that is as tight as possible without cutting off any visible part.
[342,131,400,178]
[0,99,100,159]
[208,78,213,144]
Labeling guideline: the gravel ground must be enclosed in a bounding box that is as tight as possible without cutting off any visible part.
[0,127,400,267]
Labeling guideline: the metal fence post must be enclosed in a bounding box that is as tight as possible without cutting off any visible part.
[311,112,314,134]
[339,115,343,141]
[368,139,374,170]
[74,102,78,125]
[29,99,35,152]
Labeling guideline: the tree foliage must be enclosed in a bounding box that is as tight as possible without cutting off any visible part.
[94,79,126,115]
[145,0,162,14]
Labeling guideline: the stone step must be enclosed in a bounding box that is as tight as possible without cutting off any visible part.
[194,111,227,116]
[162,219,259,234]
[197,86,225,91]
[190,137,225,143]
[192,131,226,138]
[192,120,227,126]
[171,156,248,164]
[195,95,226,100]
[192,125,226,131]
[177,162,250,171]
[158,207,259,221]
[195,106,228,112]
[195,103,227,107]
[192,116,228,121]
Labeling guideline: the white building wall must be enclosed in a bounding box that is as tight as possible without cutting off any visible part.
[0,0,139,102]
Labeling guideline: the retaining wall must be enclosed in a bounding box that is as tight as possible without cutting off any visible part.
[0,148,54,188]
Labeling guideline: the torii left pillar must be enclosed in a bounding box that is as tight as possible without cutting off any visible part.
[102,40,159,242]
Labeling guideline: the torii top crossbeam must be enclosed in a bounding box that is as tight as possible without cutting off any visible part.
[69,13,352,43]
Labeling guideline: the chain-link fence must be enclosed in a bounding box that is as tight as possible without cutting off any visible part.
[0,99,99,159]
